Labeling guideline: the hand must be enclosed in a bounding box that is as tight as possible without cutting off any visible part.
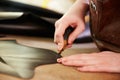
[54,0,88,51]
[57,51,120,73]
[54,13,85,51]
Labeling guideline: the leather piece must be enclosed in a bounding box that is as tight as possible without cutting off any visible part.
[0,40,61,78]
[90,0,120,52]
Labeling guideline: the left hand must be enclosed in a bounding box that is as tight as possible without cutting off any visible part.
[57,51,120,73]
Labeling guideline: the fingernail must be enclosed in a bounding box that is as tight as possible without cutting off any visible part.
[57,58,62,62]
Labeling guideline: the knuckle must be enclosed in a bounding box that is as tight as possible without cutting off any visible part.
[78,25,85,32]
[55,32,61,38]
[82,26,85,30]
[54,39,57,43]
[55,20,60,28]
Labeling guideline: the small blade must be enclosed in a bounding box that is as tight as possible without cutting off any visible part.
[0,57,7,64]
[58,27,74,54]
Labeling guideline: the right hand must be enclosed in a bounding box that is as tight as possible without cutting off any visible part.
[54,12,86,51]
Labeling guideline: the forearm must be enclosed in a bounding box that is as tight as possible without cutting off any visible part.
[65,0,89,18]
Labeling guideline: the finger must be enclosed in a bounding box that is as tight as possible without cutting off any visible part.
[77,65,114,72]
[55,20,60,28]
[68,21,85,44]
[66,44,72,48]
[57,57,84,66]
[59,54,95,61]
[54,23,70,50]
[62,59,101,67]
[57,53,103,66]
[54,30,64,51]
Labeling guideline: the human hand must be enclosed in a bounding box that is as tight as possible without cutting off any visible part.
[57,51,120,73]
[54,13,85,51]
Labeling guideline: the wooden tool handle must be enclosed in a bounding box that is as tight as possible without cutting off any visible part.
[63,27,74,40]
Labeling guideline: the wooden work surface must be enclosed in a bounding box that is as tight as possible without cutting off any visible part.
[0,35,120,80]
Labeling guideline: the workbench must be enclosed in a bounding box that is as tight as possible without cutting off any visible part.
[0,35,120,80]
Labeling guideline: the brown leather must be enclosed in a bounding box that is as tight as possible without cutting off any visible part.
[90,0,120,52]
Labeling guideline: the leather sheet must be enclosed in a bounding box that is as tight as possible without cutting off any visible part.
[0,40,61,78]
